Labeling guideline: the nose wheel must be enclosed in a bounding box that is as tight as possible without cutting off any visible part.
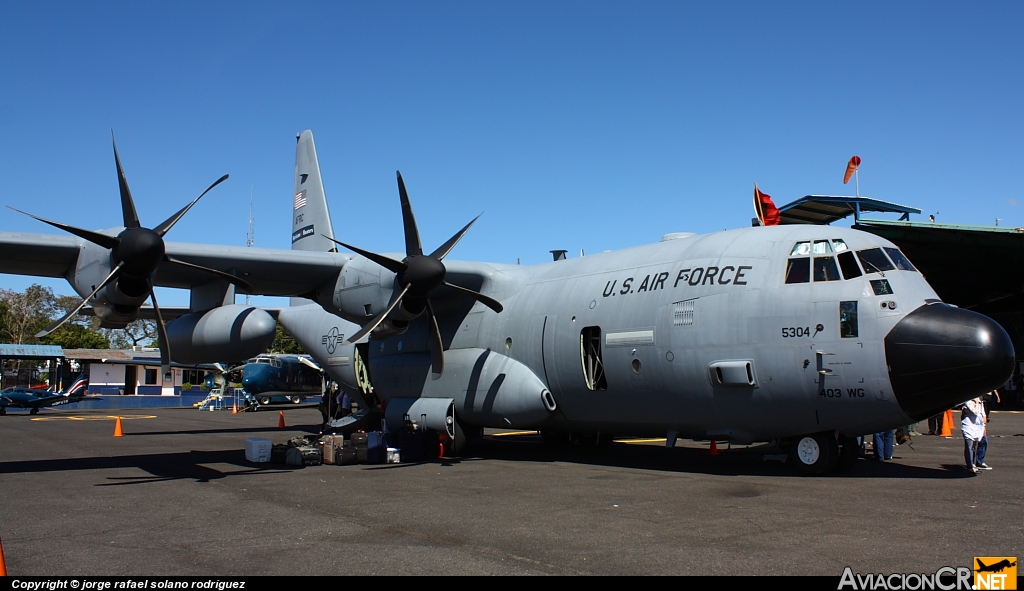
[787,432,839,476]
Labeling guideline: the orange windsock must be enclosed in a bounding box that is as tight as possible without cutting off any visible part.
[753,184,781,226]
[843,155,862,184]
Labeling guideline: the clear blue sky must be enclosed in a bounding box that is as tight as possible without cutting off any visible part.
[1,2,1021,307]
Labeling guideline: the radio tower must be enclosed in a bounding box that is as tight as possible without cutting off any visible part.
[246,185,254,305]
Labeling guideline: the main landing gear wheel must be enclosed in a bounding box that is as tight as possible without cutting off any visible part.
[788,432,839,476]
[834,434,861,474]
[0,408,6,415]
[259,396,271,406]
[291,396,304,404]
[30,407,39,415]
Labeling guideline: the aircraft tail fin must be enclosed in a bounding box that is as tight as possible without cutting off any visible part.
[63,374,89,397]
[291,130,337,306]
[291,130,336,253]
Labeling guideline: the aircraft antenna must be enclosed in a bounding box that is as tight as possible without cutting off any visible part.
[246,185,254,305]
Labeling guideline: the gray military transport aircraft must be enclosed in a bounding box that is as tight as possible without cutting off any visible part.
[0,131,1013,475]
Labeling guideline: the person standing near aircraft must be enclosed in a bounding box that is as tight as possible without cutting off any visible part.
[872,429,894,461]
[960,397,986,474]
[975,390,1000,470]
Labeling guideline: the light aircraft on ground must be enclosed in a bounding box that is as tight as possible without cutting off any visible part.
[0,374,92,415]
[231,354,325,406]
[0,131,1013,474]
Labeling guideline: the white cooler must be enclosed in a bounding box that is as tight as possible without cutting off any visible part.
[245,437,273,462]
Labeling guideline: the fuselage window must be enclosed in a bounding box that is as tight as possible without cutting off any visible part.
[884,247,917,272]
[837,251,862,279]
[813,257,841,281]
[870,279,894,295]
[840,301,858,338]
[790,242,811,256]
[785,258,810,283]
[856,248,895,274]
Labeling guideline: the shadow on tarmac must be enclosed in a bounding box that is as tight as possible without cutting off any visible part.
[0,430,972,482]
[442,434,974,479]
[0,449,296,484]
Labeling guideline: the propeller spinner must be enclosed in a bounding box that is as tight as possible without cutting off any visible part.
[325,171,502,379]
[9,133,250,373]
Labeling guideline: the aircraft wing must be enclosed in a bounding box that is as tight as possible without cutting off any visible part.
[0,232,81,277]
[0,231,350,298]
[155,242,348,297]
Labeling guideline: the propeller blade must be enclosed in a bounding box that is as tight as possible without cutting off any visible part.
[429,214,481,261]
[296,356,324,373]
[153,174,230,237]
[7,207,120,250]
[164,255,253,292]
[426,299,444,379]
[323,236,406,275]
[347,284,411,343]
[36,262,124,337]
[112,132,141,229]
[443,281,503,313]
[396,171,423,257]
[147,278,171,374]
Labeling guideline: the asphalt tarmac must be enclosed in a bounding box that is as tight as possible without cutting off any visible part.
[1,405,1021,576]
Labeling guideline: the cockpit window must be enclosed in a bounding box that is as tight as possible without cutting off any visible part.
[856,248,895,274]
[791,242,811,256]
[785,258,810,283]
[884,247,917,272]
[813,257,841,281]
[831,239,849,252]
[837,251,862,279]
[812,240,832,255]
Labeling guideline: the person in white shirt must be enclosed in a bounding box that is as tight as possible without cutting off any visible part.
[960,397,986,475]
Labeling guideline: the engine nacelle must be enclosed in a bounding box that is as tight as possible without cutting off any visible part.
[372,348,556,429]
[316,256,396,330]
[166,305,276,364]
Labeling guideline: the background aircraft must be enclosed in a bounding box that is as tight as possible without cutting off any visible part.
[233,354,325,406]
[0,131,1013,474]
[0,374,92,415]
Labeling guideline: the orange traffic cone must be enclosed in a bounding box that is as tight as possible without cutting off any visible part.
[709,440,719,456]
[113,416,124,438]
[939,409,953,437]
[278,411,286,429]
[232,402,238,414]
[0,534,7,576]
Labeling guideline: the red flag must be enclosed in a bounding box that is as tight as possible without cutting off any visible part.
[843,155,861,184]
[753,184,780,226]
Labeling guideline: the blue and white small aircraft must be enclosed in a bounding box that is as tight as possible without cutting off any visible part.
[0,375,93,415]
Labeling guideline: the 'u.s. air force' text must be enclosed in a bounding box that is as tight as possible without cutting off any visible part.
[602,265,753,298]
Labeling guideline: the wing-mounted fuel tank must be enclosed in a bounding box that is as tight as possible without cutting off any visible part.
[371,347,557,429]
[166,304,276,364]
[314,256,409,338]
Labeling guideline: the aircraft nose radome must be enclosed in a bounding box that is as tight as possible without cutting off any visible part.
[885,304,1014,421]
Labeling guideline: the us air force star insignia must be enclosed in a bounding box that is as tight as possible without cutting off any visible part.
[321,327,342,354]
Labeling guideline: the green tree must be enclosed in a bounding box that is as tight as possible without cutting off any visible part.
[40,324,110,349]
[0,285,109,348]
[269,323,304,354]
